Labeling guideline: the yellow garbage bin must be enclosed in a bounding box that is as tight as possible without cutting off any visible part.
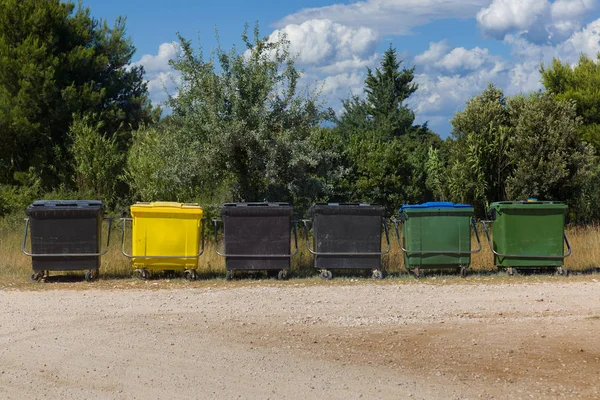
[121,202,204,280]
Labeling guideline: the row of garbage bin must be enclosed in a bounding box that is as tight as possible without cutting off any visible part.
[21,200,571,282]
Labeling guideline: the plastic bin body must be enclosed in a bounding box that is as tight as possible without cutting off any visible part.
[130,202,203,271]
[309,204,384,270]
[26,200,103,271]
[221,203,293,271]
[489,201,567,268]
[400,202,474,270]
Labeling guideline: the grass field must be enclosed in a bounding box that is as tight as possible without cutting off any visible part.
[1,218,599,285]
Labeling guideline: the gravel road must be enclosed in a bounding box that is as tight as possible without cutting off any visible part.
[0,278,599,399]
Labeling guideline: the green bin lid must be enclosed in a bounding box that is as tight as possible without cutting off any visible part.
[489,200,567,212]
[399,202,473,213]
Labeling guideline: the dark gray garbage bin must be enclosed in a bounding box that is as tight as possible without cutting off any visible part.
[214,203,297,280]
[304,203,390,280]
[22,200,111,282]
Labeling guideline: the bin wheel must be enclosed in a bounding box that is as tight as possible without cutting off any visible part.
[372,269,384,280]
[225,271,233,281]
[506,267,517,276]
[84,270,97,282]
[30,272,43,282]
[413,268,421,279]
[319,270,332,280]
[460,267,468,278]
[277,270,289,281]
[136,269,149,280]
[184,270,198,281]
[556,267,569,277]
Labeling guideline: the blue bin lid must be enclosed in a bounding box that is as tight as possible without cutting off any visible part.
[398,202,472,213]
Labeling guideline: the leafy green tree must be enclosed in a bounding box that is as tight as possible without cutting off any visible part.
[447,84,512,212]
[69,115,125,206]
[541,54,600,150]
[0,0,156,187]
[506,92,594,202]
[127,24,334,213]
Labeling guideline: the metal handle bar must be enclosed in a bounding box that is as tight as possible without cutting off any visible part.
[481,220,571,259]
[22,217,113,257]
[301,219,391,256]
[120,218,205,259]
[391,217,482,255]
[212,219,299,258]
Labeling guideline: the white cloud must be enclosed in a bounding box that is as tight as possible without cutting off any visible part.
[477,0,597,43]
[269,19,378,66]
[477,0,550,40]
[321,71,365,98]
[132,42,181,107]
[316,54,379,75]
[134,42,180,74]
[563,17,600,55]
[415,41,504,74]
[414,40,452,66]
[275,0,490,36]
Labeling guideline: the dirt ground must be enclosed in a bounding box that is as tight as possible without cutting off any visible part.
[0,278,599,399]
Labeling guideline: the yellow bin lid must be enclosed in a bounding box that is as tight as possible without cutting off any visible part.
[130,202,203,215]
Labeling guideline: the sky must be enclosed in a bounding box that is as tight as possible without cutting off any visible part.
[85,0,600,137]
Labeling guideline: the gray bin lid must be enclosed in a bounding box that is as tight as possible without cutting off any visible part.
[221,202,293,217]
[309,203,385,217]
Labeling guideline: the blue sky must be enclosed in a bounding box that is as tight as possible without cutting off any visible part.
[85,0,600,137]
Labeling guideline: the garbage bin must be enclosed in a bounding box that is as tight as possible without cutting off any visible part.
[121,202,204,280]
[214,203,297,280]
[22,200,111,282]
[394,202,481,278]
[481,201,571,275]
[304,203,390,280]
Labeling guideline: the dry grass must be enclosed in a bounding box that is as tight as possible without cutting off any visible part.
[1,220,598,287]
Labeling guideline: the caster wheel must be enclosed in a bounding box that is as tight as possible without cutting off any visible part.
[184,270,198,281]
[460,267,468,278]
[30,272,42,282]
[556,267,569,276]
[319,270,332,280]
[136,269,149,280]
[413,268,421,279]
[506,267,518,276]
[84,270,97,282]
[372,269,384,280]
[277,270,288,281]
[225,271,233,281]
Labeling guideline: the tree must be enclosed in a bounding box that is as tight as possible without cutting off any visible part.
[127,24,334,213]
[447,84,512,213]
[364,45,417,137]
[506,92,594,202]
[332,46,441,213]
[0,0,156,187]
[69,115,125,206]
[445,84,594,218]
[541,54,600,150]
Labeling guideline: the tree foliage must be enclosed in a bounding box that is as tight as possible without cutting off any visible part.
[0,0,156,187]
[330,46,441,213]
[541,54,600,150]
[444,85,595,217]
[126,24,334,213]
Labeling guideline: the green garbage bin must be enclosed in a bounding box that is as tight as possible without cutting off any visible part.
[481,201,571,275]
[394,202,481,278]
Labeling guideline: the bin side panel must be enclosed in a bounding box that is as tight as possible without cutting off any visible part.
[30,214,101,271]
[493,208,565,267]
[313,213,382,270]
[403,210,472,269]
[131,211,201,270]
[223,212,292,271]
